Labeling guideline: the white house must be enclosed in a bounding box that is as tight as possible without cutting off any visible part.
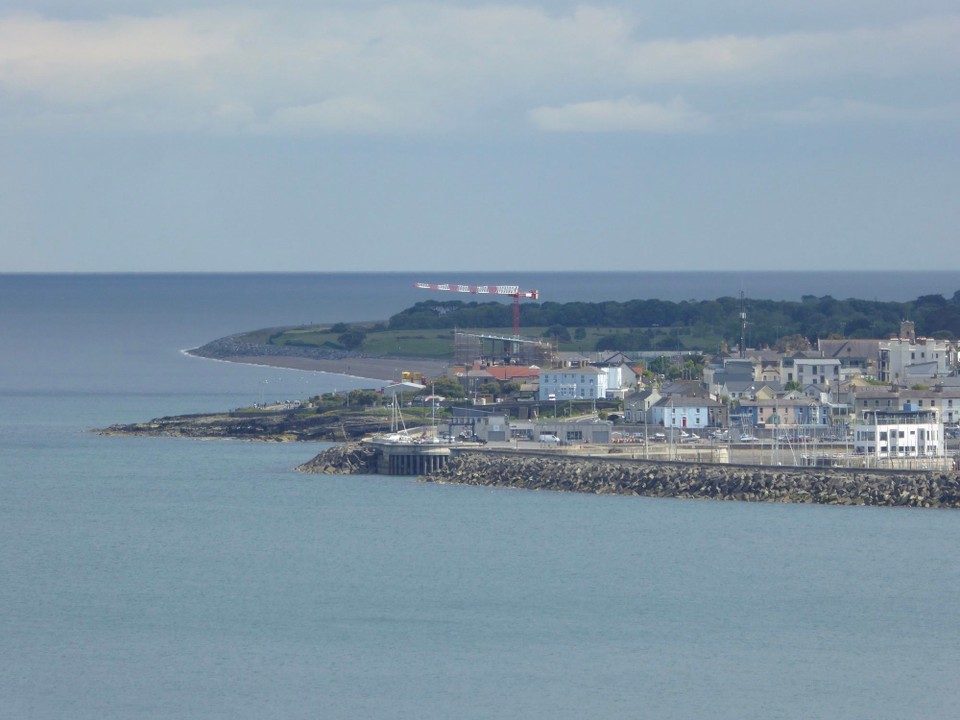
[539,366,608,401]
[649,395,723,429]
[794,358,841,389]
[879,337,951,384]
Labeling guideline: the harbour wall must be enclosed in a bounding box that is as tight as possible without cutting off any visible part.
[299,443,960,508]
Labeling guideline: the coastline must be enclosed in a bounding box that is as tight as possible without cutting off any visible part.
[184,329,451,383]
[185,349,450,383]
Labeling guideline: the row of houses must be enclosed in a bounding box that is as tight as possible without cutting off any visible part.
[435,327,960,466]
[453,325,960,433]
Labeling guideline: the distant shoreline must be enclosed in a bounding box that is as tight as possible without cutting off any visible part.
[188,351,450,383]
[185,331,450,383]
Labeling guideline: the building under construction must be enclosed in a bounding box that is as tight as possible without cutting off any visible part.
[453,330,555,367]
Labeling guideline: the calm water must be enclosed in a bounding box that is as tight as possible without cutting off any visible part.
[3,273,960,719]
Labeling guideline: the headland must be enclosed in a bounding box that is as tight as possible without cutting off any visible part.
[187,330,450,381]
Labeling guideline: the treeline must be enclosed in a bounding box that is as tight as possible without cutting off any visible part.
[388,291,960,349]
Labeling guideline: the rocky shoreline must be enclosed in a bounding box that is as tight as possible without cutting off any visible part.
[300,443,960,509]
[98,410,393,442]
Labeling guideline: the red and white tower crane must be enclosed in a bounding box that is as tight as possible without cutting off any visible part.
[413,282,540,336]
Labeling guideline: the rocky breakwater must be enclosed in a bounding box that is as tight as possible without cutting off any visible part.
[297,443,379,474]
[422,452,960,508]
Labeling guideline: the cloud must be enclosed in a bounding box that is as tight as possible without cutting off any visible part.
[0,12,235,102]
[0,5,957,135]
[529,97,708,133]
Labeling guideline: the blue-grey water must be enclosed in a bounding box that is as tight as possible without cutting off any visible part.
[3,272,960,719]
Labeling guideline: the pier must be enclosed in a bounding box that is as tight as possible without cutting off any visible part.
[367,438,452,476]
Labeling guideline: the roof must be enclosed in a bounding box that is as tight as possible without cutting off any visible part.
[625,388,659,402]
[597,351,634,366]
[544,365,603,375]
[653,395,723,409]
[484,365,541,381]
[817,338,883,359]
[383,381,427,395]
[739,398,820,408]
[722,380,762,392]
[661,380,704,396]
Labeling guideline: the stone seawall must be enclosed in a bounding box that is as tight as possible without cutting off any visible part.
[299,444,960,508]
[426,452,960,508]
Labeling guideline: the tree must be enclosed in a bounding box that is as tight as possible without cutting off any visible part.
[543,324,571,342]
[338,329,367,350]
[478,382,500,396]
[429,375,465,399]
[347,389,380,406]
[502,381,521,396]
[774,334,812,353]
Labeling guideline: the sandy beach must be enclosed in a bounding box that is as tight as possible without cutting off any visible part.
[211,354,451,384]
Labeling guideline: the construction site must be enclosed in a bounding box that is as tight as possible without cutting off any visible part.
[415,281,554,367]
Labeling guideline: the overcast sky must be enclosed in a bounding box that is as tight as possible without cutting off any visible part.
[2,1,958,272]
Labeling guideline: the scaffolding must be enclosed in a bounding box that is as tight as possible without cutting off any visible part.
[453,330,555,366]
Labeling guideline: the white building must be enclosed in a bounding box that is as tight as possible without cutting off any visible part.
[539,366,608,401]
[879,337,951,384]
[649,396,723,429]
[600,364,638,398]
[794,358,841,389]
[853,407,944,461]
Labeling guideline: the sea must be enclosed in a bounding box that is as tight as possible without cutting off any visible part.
[3,271,960,720]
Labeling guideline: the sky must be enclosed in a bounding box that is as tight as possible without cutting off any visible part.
[1,1,958,272]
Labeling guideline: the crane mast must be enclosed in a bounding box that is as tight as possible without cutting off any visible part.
[413,282,540,337]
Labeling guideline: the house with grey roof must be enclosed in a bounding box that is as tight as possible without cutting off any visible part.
[623,388,661,424]
[650,395,725,429]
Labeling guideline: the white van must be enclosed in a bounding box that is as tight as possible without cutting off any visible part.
[539,434,561,444]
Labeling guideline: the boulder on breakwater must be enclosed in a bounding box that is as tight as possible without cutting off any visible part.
[423,452,960,509]
[297,442,379,474]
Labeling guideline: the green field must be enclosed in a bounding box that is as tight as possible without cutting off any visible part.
[264,323,719,358]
